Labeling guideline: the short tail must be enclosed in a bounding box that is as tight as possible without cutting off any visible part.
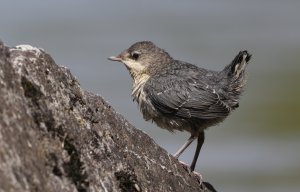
[223,50,252,79]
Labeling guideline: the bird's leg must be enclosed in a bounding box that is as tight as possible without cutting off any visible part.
[190,131,205,171]
[173,135,196,159]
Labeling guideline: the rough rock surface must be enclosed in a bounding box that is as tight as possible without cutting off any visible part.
[0,40,216,192]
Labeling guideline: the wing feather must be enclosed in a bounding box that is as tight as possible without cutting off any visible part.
[144,74,231,119]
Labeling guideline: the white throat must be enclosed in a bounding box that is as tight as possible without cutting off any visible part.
[131,73,150,104]
[121,59,150,103]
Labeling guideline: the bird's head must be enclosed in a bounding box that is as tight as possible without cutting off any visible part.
[108,41,172,78]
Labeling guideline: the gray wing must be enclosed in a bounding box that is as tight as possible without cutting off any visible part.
[144,74,231,119]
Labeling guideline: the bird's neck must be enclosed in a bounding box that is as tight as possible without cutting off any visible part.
[131,72,150,101]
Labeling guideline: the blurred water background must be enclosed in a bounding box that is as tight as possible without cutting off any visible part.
[1,1,300,191]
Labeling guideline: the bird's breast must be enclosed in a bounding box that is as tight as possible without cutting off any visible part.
[131,74,149,103]
[131,74,157,120]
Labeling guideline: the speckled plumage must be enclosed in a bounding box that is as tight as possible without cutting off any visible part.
[108,41,251,171]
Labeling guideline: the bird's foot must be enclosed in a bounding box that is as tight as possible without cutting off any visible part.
[192,171,203,184]
[178,161,203,184]
[178,160,190,172]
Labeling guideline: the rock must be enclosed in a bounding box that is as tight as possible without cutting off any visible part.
[0,40,217,192]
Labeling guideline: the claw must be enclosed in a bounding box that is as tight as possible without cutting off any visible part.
[178,161,203,185]
[178,160,190,172]
[192,171,203,184]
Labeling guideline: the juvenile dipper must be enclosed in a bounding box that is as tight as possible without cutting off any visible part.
[108,41,251,171]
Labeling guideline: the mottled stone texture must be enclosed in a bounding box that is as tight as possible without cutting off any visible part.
[0,40,216,192]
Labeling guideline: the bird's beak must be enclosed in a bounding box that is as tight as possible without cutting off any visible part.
[108,50,127,62]
[108,56,122,61]
[108,51,127,62]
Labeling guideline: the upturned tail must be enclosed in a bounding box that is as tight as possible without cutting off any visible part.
[221,50,252,106]
[223,50,252,79]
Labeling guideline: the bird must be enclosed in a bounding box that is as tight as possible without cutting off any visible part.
[108,41,251,172]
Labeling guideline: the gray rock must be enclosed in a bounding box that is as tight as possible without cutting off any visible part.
[0,40,216,192]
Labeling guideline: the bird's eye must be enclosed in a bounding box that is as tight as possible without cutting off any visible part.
[131,51,140,60]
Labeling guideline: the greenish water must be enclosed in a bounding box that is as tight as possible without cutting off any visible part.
[242,71,300,134]
[1,1,300,191]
